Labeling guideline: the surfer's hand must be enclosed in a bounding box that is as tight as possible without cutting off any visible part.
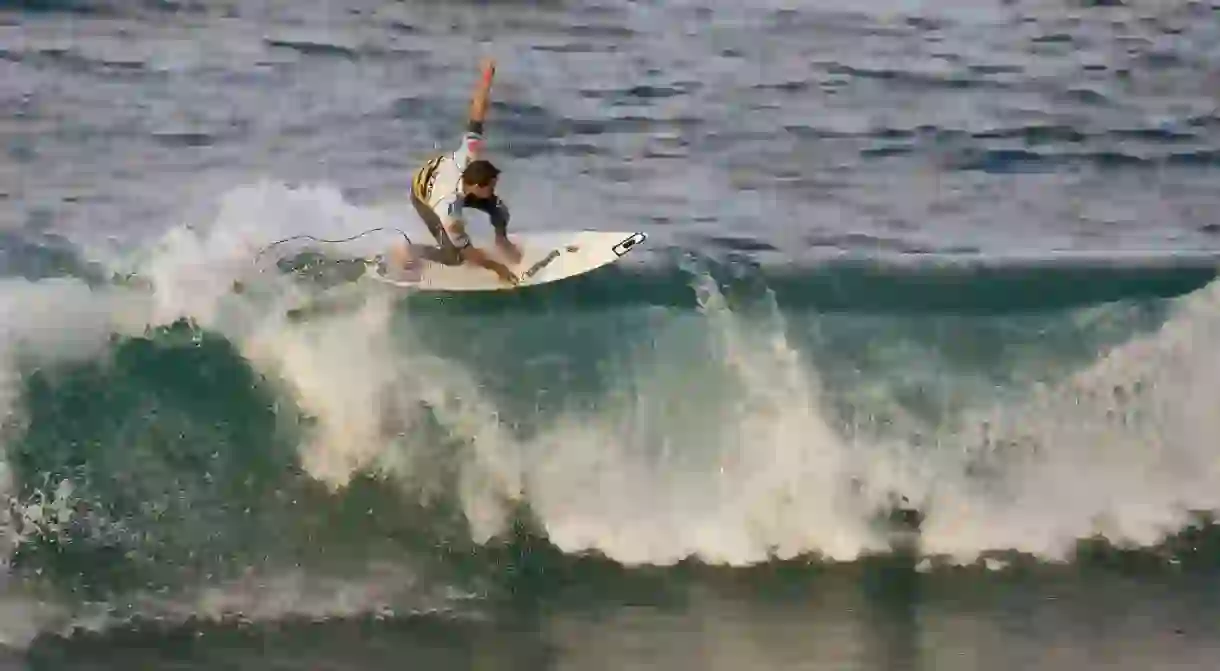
[497,267,519,285]
[490,261,517,285]
[479,57,496,80]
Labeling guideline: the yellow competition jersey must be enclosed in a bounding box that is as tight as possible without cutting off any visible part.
[411,130,485,224]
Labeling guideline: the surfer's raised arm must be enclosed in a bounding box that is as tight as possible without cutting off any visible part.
[466,57,495,138]
[459,57,521,265]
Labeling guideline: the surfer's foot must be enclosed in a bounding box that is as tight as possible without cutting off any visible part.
[387,242,423,282]
[379,257,422,282]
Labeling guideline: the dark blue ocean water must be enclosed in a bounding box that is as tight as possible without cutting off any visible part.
[3,0,1220,668]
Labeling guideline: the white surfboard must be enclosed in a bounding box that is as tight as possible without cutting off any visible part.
[367,230,646,292]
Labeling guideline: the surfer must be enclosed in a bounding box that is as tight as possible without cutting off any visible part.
[390,57,522,285]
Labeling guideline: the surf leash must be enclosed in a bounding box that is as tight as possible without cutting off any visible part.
[252,226,414,261]
[228,226,417,292]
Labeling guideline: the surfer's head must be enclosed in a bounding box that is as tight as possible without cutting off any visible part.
[461,160,500,198]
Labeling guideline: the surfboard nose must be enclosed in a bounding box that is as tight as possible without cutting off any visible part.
[613,232,646,257]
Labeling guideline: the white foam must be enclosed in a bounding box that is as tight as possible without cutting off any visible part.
[916,279,1220,562]
[518,267,892,565]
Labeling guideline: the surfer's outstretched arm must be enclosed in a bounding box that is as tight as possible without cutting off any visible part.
[467,57,495,136]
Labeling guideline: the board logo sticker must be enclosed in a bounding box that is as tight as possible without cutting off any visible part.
[522,249,561,279]
[612,232,646,257]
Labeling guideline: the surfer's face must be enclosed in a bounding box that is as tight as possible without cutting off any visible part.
[466,177,497,199]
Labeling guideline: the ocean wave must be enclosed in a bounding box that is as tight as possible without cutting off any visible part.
[2,180,1220,644]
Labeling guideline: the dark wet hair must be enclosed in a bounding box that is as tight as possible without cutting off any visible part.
[461,159,500,187]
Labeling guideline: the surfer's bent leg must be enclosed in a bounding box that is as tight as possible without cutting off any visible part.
[407,190,464,266]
